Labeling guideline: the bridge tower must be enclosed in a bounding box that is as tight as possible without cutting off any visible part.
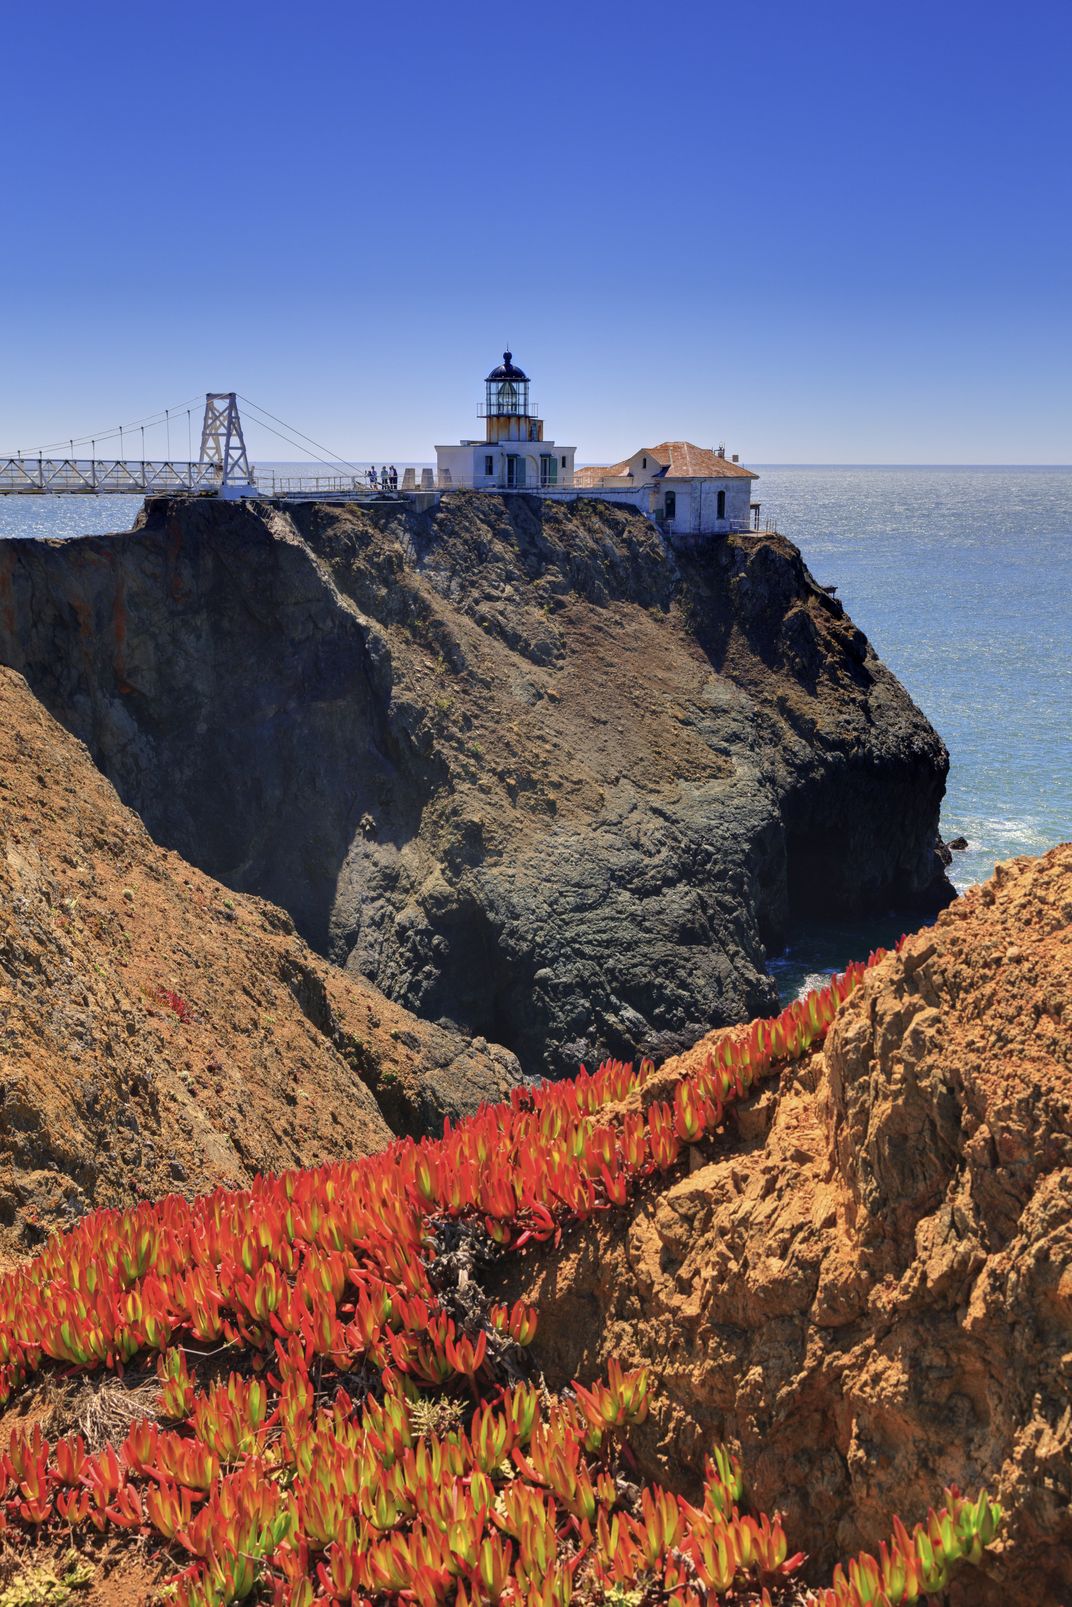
[198,393,256,496]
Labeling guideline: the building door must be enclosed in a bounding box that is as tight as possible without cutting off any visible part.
[506,455,525,488]
[664,490,676,523]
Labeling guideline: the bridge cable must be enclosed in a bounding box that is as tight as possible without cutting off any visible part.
[19,394,204,459]
[234,410,351,475]
[238,396,365,477]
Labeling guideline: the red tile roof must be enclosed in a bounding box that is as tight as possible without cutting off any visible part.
[651,442,757,479]
[574,442,756,486]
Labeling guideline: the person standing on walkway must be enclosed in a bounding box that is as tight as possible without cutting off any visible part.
[367,466,377,488]
[381,466,390,492]
[390,465,398,490]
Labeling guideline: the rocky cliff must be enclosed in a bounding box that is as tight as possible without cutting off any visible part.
[0,667,518,1257]
[0,493,951,1076]
[505,845,1072,1602]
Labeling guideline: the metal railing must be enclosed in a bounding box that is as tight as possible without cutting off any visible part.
[259,474,370,495]
[257,472,423,497]
[478,402,540,418]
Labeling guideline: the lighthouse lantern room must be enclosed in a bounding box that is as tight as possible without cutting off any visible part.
[482,352,540,443]
[435,351,576,490]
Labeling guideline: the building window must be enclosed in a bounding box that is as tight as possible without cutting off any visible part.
[642,457,647,469]
[560,456,567,469]
[540,455,557,486]
[664,490,676,520]
[484,455,494,476]
[717,489,726,519]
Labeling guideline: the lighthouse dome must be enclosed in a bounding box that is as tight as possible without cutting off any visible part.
[486,350,529,382]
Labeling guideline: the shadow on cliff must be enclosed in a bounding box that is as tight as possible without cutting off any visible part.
[673,534,953,924]
[0,499,437,952]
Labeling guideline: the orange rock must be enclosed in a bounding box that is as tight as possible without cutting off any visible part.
[506,845,1072,1602]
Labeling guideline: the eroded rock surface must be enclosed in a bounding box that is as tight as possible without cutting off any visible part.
[0,668,518,1256]
[0,493,951,1075]
[506,846,1072,1602]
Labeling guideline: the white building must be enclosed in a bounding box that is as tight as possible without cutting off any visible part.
[435,352,576,491]
[574,442,759,536]
[432,354,761,539]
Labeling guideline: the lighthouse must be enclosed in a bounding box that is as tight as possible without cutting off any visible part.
[435,352,576,490]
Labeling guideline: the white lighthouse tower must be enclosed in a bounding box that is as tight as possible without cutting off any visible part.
[435,352,576,490]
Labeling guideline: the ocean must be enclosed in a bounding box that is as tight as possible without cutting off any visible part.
[756,465,1072,994]
[2,465,1069,997]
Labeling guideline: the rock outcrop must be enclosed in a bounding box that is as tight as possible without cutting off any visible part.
[0,493,952,1076]
[504,846,1072,1602]
[0,667,518,1258]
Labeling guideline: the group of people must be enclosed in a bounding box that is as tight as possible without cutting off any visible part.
[367,465,399,490]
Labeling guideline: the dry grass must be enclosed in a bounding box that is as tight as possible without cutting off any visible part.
[71,1376,162,1453]
[27,1371,162,1454]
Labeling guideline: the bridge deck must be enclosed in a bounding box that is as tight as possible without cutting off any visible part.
[0,458,221,494]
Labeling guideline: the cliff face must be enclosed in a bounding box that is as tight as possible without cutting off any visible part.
[0,493,951,1076]
[505,846,1072,1602]
[0,667,518,1257]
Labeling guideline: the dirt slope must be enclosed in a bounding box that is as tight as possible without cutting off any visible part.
[0,668,519,1259]
[506,845,1072,1602]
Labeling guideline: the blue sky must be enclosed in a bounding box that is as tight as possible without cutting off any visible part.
[2,0,1069,464]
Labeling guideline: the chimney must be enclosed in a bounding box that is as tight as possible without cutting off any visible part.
[731,453,739,463]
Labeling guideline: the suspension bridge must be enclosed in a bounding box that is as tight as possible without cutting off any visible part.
[0,393,376,498]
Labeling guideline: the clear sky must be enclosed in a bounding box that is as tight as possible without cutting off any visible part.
[2,0,1069,465]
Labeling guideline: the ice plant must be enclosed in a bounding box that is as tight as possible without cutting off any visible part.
[0,943,1002,1602]
[806,1488,1004,1605]
[157,986,191,1023]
